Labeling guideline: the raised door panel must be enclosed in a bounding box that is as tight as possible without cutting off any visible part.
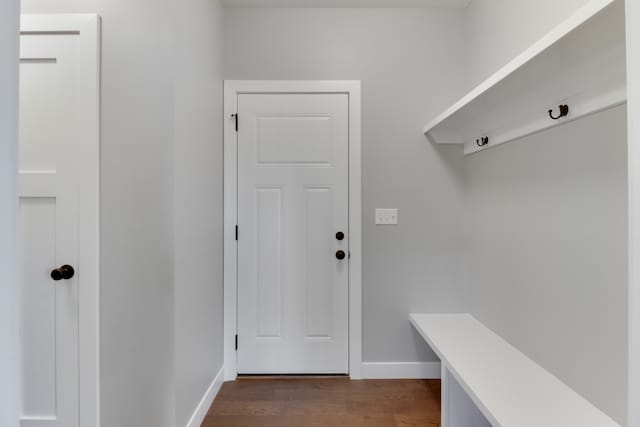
[304,187,334,340]
[20,197,57,418]
[255,188,283,339]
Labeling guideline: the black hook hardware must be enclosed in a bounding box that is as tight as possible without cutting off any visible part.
[549,104,569,120]
[476,136,489,147]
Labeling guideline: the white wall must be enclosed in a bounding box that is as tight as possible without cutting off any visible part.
[173,0,224,425]
[97,1,177,423]
[462,0,628,423]
[224,7,468,364]
[627,0,640,425]
[464,0,591,86]
[463,106,628,423]
[0,1,20,426]
[19,0,225,426]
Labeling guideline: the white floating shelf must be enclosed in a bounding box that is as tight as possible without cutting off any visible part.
[424,0,627,155]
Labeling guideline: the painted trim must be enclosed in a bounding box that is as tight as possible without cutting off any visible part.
[362,362,441,379]
[0,1,20,426]
[222,0,472,9]
[184,367,225,427]
[223,80,363,380]
[627,0,640,425]
[441,364,449,427]
[20,14,101,427]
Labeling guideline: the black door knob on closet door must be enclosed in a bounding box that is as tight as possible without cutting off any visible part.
[336,231,345,241]
[51,265,75,281]
[335,250,346,260]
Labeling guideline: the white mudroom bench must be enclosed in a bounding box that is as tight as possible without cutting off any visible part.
[409,313,620,427]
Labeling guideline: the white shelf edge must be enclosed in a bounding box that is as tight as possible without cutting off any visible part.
[464,86,627,155]
[423,0,617,136]
[425,129,462,145]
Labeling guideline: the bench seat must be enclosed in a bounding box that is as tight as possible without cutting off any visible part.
[409,313,620,427]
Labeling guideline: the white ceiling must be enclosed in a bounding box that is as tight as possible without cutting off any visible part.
[222,0,471,8]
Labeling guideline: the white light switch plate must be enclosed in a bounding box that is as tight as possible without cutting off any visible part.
[375,208,398,225]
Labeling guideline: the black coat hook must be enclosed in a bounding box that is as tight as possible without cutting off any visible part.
[549,104,569,120]
[476,136,489,147]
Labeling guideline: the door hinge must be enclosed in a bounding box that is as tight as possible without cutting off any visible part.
[235,225,238,241]
[232,113,238,132]
[235,334,238,351]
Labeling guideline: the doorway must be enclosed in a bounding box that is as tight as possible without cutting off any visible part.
[223,81,362,379]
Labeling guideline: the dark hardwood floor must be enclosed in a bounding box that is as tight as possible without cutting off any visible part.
[202,377,441,427]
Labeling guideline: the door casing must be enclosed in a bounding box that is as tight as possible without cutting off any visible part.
[223,81,362,380]
[20,14,100,427]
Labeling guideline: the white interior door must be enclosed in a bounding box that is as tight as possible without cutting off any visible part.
[237,93,350,374]
[19,16,100,427]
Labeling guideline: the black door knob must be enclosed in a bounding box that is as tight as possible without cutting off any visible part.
[335,250,346,260]
[336,231,345,241]
[51,265,75,281]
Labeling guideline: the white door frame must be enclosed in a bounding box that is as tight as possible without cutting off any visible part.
[0,1,20,426]
[223,80,362,380]
[627,0,640,425]
[20,15,101,427]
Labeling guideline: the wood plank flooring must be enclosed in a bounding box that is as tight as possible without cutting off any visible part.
[202,377,441,427]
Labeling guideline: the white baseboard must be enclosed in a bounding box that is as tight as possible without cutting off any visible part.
[185,366,225,427]
[361,362,441,379]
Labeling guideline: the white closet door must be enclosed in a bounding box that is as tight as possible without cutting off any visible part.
[237,93,350,374]
[19,23,91,427]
